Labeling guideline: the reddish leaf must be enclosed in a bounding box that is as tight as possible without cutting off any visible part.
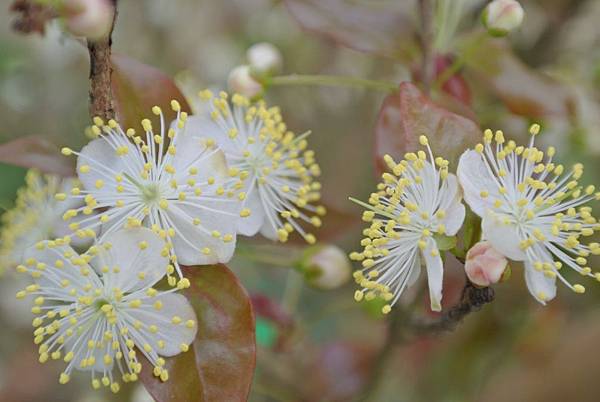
[374,82,481,175]
[461,36,574,118]
[140,265,256,402]
[284,0,416,59]
[111,54,192,131]
[0,135,74,176]
[413,54,472,106]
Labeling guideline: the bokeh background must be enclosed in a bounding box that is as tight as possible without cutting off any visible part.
[1,0,600,401]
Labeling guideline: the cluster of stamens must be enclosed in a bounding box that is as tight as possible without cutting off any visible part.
[197,90,325,243]
[473,124,600,299]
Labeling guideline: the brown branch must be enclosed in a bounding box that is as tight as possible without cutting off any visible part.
[418,0,435,94]
[87,0,118,121]
[411,281,495,334]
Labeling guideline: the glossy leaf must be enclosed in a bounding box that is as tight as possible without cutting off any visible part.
[0,135,74,176]
[111,54,192,131]
[374,82,481,174]
[140,264,256,402]
[284,0,416,59]
[460,35,574,118]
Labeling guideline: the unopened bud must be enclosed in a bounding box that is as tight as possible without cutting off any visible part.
[482,0,524,37]
[63,0,114,40]
[301,245,351,290]
[247,42,282,75]
[227,65,263,98]
[465,241,508,287]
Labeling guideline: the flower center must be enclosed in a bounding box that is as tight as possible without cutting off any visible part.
[141,183,161,205]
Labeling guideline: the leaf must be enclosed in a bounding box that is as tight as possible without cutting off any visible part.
[0,135,75,176]
[374,82,481,175]
[460,35,574,118]
[284,0,416,59]
[140,265,256,402]
[111,54,192,131]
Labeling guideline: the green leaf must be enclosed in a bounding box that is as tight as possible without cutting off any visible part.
[374,82,481,175]
[0,136,75,177]
[434,234,457,251]
[140,265,256,402]
[111,54,192,131]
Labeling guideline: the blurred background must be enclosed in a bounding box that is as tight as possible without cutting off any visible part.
[1,0,600,401]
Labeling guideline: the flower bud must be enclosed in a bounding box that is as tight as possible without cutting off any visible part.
[482,0,524,37]
[62,0,114,40]
[465,241,508,287]
[247,42,283,75]
[301,245,351,290]
[227,65,263,98]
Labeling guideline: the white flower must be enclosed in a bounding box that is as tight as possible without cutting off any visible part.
[63,0,115,40]
[227,66,263,98]
[482,0,524,36]
[182,90,325,244]
[350,136,466,313]
[303,244,351,290]
[15,227,197,393]
[0,170,91,273]
[60,101,244,279]
[458,125,600,304]
[247,42,283,75]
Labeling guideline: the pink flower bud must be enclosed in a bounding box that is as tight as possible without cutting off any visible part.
[465,241,508,287]
[63,0,114,40]
[304,245,351,290]
[482,0,524,37]
[247,42,282,75]
[227,65,263,98]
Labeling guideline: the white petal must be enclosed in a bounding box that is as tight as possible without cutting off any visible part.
[63,319,114,372]
[457,150,499,217]
[77,138,135,194]
[24,242,99,291]
[439,174,466,236]
[171,126,229,182]
[423,239,443,312]
[91,227,169,293]
[524,262,557,305]
[237,188,265,236]
[166,203,237,265]
[406,257,422,288]
[259,219,278,241]
[482,211,526,261]
[128,293,197,357]
[178,115,238,155]
[53,179,97,247]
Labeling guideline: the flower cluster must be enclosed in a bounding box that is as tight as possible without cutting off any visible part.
[7,92,322,391]
[350,125,600,310]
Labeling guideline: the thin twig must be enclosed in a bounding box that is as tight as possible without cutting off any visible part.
[87,0,118,121]
[418,0,435,94]
[411,281,495,334]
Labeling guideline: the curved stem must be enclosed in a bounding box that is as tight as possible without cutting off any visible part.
[267,74,397,93]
